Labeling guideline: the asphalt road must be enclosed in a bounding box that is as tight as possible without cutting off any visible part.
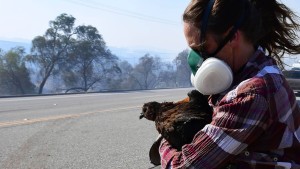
[0,88,192,169]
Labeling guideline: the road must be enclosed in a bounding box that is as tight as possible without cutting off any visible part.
[0,88,192,169]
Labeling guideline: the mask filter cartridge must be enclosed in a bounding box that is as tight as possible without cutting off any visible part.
[193,57,233,95]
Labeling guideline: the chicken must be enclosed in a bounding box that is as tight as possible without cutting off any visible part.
[140,90,213,150]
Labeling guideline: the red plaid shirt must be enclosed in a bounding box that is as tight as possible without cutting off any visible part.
[159,49,300,169]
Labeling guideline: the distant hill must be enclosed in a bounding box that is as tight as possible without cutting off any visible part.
[0,40,177,65]
[0,40,31,53]
[108,46,178,65]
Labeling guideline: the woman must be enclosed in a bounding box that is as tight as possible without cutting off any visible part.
[159,0,300,168]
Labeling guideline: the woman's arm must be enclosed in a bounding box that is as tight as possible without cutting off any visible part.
[159,93,270,169]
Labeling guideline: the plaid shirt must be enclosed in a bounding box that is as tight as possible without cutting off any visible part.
[159,49,300,169]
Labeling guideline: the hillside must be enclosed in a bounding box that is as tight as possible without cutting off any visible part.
[0,40,177,65]
[0,40,31,53]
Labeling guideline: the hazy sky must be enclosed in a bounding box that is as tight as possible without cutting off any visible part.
[0,0,299,54]
[0,0,189,53]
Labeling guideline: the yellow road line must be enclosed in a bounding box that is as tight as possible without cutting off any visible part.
[0,106,140,128]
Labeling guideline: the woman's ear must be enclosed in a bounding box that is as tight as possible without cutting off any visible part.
[229,30,240,46]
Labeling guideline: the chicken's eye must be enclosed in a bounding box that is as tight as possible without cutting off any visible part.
[143,107,147,112]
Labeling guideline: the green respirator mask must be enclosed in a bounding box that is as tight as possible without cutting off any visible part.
[188,49,204,75]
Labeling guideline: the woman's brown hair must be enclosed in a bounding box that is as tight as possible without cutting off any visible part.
[183,0,300,69]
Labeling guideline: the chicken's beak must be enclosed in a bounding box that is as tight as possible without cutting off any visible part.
[139,113,144,119]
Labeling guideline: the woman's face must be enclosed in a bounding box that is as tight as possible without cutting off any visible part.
[183,22,235,71]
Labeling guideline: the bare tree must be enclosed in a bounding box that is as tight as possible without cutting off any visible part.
[131,54,161,89]
[157,63,177,88]
[62,25,120,93]
[28,13,76,94]
[105,60,136,90]
[173,49,192,87]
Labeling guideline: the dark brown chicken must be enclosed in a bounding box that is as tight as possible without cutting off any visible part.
[140,90,213,150]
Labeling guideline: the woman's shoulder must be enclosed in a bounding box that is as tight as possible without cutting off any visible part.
[233,71,287,98]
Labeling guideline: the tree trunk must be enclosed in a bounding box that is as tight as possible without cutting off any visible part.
[38,64,54,94]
